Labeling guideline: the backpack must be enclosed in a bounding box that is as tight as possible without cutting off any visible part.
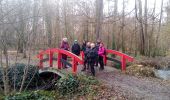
[89,49,97,59]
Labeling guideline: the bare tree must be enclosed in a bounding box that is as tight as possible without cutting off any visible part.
[135,0,145,55]
[95,0,103,39]
[154,0,164,56]
[112,0,117,50]
[121,0,125,52]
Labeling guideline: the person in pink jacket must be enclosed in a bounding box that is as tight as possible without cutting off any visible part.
[98,42,105,70]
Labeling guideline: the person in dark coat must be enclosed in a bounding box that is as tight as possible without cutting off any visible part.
[60,38,70,68]
[81,42,91,71]
[81,40,86,52]
[89,43,98,76]
[71,40,81,56]
[95,39,101,66]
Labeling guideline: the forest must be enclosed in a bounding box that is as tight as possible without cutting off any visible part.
[0,0,170,56]
[0,0,170,99]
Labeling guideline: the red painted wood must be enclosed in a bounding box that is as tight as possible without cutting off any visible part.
[39,54,43,69]
[106,49,133,62]
[72,58,77,74]
[37,48,133,74]
[81,51,84,61]
[49,50,53,67]
[59,49,83,64]
[105,49,134,71]
[121,56,126,71]
[103,55,107,65]
[57,52,62,69]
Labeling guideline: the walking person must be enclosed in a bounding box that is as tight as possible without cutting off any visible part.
[71,40,81,56]
[95,39,101,67]
[81,42,91,71]
[81,40,86,52]
[60,38,70,68]
[89,43,98,76]
[98,42,105,70]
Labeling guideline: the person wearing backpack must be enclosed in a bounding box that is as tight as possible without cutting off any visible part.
[98,42,105,70]
[89,43,98,76]
[81,42,91,71]
[71,40,81,56]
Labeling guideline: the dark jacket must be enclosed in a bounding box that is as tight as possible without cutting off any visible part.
[88,47,98,63]
[71,43,81,56]
[81,43,86,52]
[95,43,100,53]
[84,47,91,58]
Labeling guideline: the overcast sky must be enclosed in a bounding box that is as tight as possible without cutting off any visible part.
[104,0,169,15]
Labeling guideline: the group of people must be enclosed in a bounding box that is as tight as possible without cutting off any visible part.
[60,38,106,76]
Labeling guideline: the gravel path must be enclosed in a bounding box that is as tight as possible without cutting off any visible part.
[96,67,170,100]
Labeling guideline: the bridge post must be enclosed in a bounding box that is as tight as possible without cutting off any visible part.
[39,54,43,69]
[81,51,84,61]
[72,58,77,74]
[49,50,53,67]
[121,56,126,71]
[57,52,62,69]
[103,55,107,65]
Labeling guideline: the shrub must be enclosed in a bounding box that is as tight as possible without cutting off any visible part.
[0,63,40,90]
[126,64,155,77]
[4,90,56,100]
[55,74,79,95]
[9,63,40,89]
[77,74,99,96]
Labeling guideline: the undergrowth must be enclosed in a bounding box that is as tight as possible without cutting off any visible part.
[2,74,107,100]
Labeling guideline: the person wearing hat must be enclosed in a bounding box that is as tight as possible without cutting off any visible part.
[94,39,101,67]
[88,43,98,76]
[71,40,81,56]
[60,38,69,50]
[82,42,91,71]
[60,37,70,68]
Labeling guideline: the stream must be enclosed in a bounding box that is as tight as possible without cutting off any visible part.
[154,69,170,80]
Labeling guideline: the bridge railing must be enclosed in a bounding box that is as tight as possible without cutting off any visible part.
[37,48,83,74]
[37,48,134,73]
[104,49,134,71]
[81,49,134,71]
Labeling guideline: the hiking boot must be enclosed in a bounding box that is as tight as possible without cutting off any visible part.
[99,68,104,71]
[81,68,86,71]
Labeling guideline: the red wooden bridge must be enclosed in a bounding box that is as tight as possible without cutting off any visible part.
[37,48,134,74]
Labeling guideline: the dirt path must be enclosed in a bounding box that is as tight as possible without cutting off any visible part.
[96,67,170,100]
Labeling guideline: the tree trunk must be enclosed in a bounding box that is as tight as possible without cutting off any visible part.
[144,0,148,55]
[154,0,164,56]
[95,0,103,40]
[149,0,156,56]
[136,0,145,55]
[112,0,117,50]
[121,0,125,52]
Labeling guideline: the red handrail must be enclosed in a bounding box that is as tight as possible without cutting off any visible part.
[104,49,134,71]
[37,48,134,74]
[37,48,83,74]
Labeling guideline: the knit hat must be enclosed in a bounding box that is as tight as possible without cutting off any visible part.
[63,38,68,42]
[90,43,95,48]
